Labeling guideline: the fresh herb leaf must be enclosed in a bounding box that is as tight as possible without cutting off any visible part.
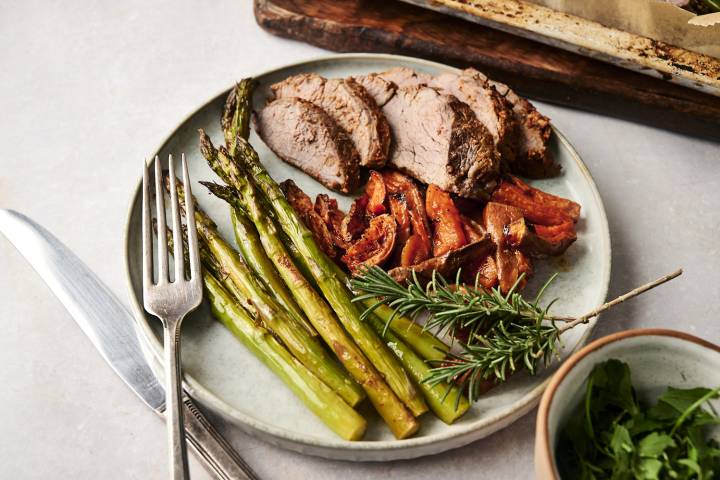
[556,359,720,480]
[637,432,675,458]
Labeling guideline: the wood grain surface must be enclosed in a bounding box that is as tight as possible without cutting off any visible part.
[254,0,720,140]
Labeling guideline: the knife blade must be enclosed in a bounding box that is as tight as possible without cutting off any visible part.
[0,208,259,480]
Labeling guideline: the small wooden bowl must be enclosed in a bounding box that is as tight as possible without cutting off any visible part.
[534,328,720,479]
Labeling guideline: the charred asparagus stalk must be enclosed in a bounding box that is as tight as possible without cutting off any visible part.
[168,176,365,407]
[205,272,367,440]
[222,78,254,154]
[327,260,450,362]
[198,137,424,437]
[159,225,366,439]
[232,138,429,428]
[366,315,469,424]
[230,206,317,337]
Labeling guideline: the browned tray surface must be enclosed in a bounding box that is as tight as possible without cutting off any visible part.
[254,0,720,140]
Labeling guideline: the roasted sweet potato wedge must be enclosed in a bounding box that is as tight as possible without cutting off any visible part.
[399,234,429,267]
[490,175,580,226]
[315,193,349,250]
[483,202,527,293]
[505,217,576,257]
[462,253,498,289]
[534,221,577,242]
[365,170,387,215]
[460,215,486,243]
[342,214,397,274]
[388,193,412,265]
[340,194,369,244]
[389,237,494,284]
[426,184,467,257]
[281,179,338,259]
[382,170,431,263]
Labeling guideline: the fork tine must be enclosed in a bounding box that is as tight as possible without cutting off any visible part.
[168,155,185,282]
[154,155,169,284]
[182,153,201,280]
[142,159,153,292]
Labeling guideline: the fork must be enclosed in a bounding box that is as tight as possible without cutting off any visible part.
[142,154,203,480]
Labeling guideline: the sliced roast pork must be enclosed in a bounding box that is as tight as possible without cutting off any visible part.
[352,73,397,107]
[430,69,518,164]
[376,66,432,89]
[271,73,391,168]
[489,81,559,178]
[255,97,361,193]
[382,85,500,199]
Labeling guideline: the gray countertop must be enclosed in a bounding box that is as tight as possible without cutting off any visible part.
[1,1,718,479]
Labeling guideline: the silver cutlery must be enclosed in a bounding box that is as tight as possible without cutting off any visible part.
[0,208,259,479]
[142,155,203,480]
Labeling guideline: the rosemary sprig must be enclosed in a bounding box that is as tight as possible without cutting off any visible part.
[352,266,683,403]
[352,266,560,341]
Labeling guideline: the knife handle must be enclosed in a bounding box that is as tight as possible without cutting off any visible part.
[181,397,260,480]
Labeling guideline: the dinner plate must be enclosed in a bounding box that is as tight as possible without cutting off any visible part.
[124,54,611,461]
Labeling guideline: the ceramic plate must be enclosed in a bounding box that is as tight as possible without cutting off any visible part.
[124,54,611,461]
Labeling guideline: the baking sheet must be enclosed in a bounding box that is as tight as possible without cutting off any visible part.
[397,0,720,96]
[529,0,720,58]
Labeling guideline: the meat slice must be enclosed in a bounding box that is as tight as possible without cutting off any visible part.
[271,74,391,168]
[376,66,432,89]
[352,73,397,108]
[430,69,518,165]
[256,97,360,193]
[489,80,560,178]
[383,85,501,199]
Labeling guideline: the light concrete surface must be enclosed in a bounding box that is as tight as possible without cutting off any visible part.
[0,1,717,479]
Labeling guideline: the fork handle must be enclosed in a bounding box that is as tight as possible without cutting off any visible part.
[164,320,190,480]
[182,397,260,480]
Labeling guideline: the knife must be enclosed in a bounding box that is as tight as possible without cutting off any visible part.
[0,209,259,480]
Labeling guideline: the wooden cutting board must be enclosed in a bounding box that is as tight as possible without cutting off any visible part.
[254,0,720,141]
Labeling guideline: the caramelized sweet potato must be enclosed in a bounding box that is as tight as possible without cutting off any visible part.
[382,171,431,263]
[315,194,349,250]
[389,237,494,284]
[461,215,486,243]
[505,217,576,257]
[340,194,369,243]
[388,193,412,265]
[534,221,577,242]
[462,253,498,289]
[483,202,527,293]
[342,214,397,274]
[399,234,428,267]
[281,180,338,259]
[365,170,387,215]
[490,175,580,226]
[426,184,467,257]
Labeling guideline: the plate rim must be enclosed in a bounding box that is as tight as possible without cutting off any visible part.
[123,52,612,460]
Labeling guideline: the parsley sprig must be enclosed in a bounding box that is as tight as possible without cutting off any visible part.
[558,359,720,479]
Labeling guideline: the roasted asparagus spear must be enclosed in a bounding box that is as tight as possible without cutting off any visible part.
[198,138,422,438]
[232,138,429,430]
[168,176,365,407]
